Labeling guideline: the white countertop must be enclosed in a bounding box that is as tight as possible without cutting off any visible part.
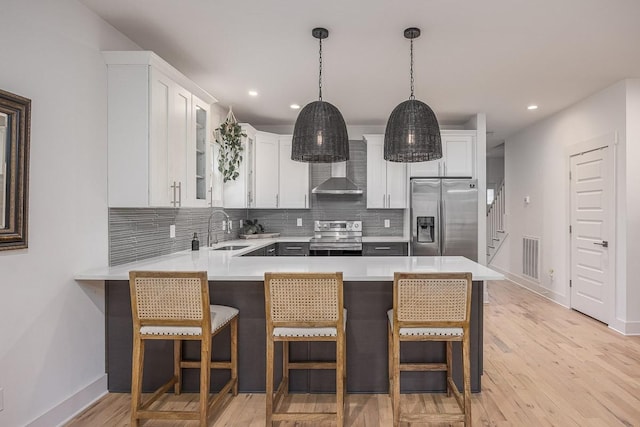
[75,238,503,282]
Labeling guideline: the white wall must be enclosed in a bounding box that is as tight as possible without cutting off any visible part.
[486,156,504,189]
[492,79,640,333]
[625,80,640,329]
[0,1,139,425]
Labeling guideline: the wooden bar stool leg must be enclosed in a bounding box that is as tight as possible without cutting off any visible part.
[231,317,239,396]
[266,336,274,425]
[463,334,472,426]
[130,338,144,427]
[343,335,348,397]
[446,341,453,397]
[336,336,345,427]
[392,335,400,427]
[199,336,211,427]
[174,339,182,395]
[387,323,393,398]
[282,341,289,395]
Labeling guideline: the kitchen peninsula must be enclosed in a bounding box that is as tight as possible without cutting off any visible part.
[76,239,502,395]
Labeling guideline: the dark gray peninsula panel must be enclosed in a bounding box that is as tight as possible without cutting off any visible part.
[105,279,483,394]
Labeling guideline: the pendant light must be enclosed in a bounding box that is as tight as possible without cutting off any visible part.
[384,27,442,162]
[292,27,349,163]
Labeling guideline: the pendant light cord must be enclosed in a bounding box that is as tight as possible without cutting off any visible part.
[410,38,415,100]
[318,37,323,101]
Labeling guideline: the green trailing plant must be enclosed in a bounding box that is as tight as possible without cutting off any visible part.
[215,107,246,182]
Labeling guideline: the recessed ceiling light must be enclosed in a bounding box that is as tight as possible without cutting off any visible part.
[527,105,538,110]
[290,104,301,110]
[248,90,258,97]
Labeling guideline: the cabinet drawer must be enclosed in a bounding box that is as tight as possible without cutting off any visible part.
[362,242,408,256]
[277,242,309,256]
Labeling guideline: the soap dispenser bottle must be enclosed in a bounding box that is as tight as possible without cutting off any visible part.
[191,232,200,251]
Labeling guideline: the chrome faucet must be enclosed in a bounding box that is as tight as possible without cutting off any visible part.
[207,209,231,247]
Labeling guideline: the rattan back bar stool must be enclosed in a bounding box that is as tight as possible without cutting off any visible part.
[388,272,473,426]
[264,272,347,426]
[129,271,238,427]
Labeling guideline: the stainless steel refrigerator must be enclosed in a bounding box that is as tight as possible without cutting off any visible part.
[410,178,478,261]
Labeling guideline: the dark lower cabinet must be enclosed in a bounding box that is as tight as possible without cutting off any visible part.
[244,246,266,256]
[265,244,277,256]
[277,242,309,256]
[362,242,408,256]
[242,243,277,257]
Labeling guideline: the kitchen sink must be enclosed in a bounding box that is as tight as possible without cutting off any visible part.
[212,245,249,251]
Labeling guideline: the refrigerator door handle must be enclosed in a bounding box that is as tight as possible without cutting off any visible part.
[436,199,442,255]
[441,199,446,255]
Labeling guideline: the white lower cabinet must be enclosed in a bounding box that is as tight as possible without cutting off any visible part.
[409,131,475,178]
[104,51,216,208]
[364,134,407,209]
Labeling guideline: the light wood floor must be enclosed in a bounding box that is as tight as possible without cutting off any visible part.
[66,280,640,426]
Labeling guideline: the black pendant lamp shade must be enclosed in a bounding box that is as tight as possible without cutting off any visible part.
[291,27,349,163]
[384,27,442,162]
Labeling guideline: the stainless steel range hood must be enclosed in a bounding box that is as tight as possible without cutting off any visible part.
[312,162,363,194]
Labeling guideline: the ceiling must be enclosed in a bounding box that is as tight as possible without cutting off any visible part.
[79,0,640,148]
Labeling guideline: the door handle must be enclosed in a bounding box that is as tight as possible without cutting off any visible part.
[594,240,609,248]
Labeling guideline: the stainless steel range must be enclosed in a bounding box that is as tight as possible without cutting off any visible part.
[309,220,362,256]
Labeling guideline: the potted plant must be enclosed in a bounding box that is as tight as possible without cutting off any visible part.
[215,107,246,182]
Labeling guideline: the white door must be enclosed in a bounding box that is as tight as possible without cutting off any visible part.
[570,147,611,323]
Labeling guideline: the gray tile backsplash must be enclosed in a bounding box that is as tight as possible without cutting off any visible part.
[108,140,404,265]
[109,208,246,266]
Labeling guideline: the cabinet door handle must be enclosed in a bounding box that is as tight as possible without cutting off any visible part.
[276,194,279,208]
[267,248,276,253]
[382,194,385,208]
[387,194,390,208]
[594,240,609,248]
[177,182,182,207]
[304,194,307,208]
[171,181,177,207]
[375,246,391,250]
[443,162,447,176]
[208,187,213,207]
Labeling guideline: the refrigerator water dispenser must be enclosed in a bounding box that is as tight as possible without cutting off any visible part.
[417,217,435,243]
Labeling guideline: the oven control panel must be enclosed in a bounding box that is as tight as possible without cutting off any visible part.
[314,220,362,232]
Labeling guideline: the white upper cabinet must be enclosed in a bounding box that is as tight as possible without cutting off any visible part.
[104,51,217,208]
[189,96,212,207]
[254,132,280,208]
[222,131,309,209]
[223,123,255,208]
[278,135,309,208]
[442,133,474,177]
[409,131,475,178]
[364,134,407,209]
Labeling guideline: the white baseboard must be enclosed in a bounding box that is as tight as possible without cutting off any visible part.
[610,320,640,336]
[26,374,107,427]
[488,265,569,307]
